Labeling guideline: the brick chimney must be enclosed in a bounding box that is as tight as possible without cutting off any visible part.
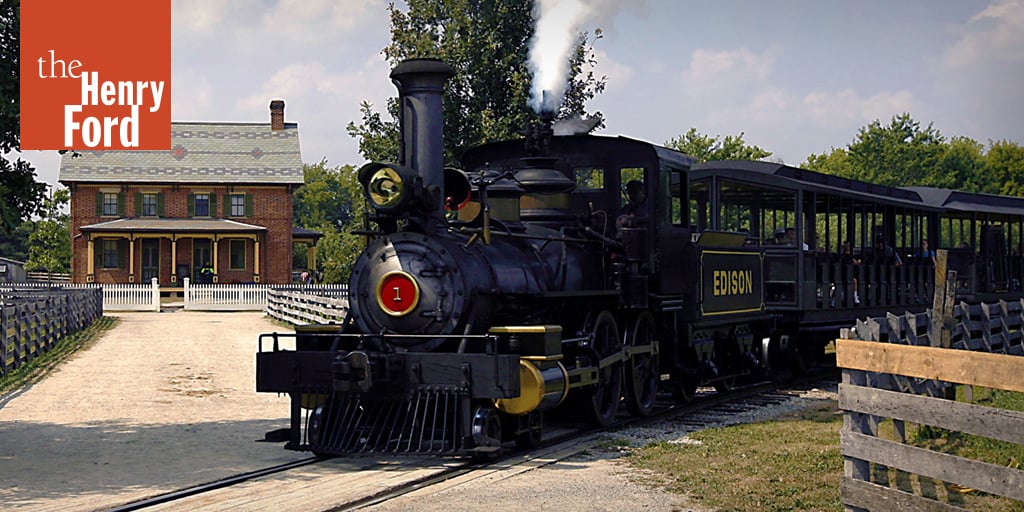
[270,100,285,131]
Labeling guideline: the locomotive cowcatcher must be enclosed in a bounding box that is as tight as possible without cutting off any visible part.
[256,59,777,456]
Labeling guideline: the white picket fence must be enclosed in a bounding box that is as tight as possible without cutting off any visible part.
[4,280,161,311]
[1,280,348,313]
[184,278,267,311]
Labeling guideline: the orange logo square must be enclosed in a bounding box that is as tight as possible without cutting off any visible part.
[20,0,171,150]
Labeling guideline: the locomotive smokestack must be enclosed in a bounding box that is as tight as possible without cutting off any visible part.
[390,59,455,214]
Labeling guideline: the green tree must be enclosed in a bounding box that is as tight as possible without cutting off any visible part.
[0,1,47,237]
[665,128,772,162]
[25,187,70,273]
[803,114,993,192]
[803,147,851,176]
[292,161,368,283]
[293,160,359,229]
[348,0,606,163]
[985,140,1024,197]
[940,136,987,192]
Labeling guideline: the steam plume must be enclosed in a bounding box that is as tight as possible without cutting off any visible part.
[527,0,627,113]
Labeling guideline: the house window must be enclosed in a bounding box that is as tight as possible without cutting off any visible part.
[102,193,118,216]
[230,194,246,217]
[230,240,246,269]
[101,239,119,268]
[194,193,210,217]
[142,193,158,216]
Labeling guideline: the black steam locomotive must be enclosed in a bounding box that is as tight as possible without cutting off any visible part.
[256,59,1024,456]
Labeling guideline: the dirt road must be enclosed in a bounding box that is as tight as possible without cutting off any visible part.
[0,311,307,511]
[0,311,700,512]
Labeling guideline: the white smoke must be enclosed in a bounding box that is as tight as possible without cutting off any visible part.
[527,0,633,113]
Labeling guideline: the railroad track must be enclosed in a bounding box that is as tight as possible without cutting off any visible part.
[109,373,836,512]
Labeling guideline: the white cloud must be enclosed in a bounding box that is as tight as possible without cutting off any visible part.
[943,0,1024,68]
[802,89,914,125]
[236,54,393,166]
[592,48,634,86]
[260,0,382,42]
[686,46,779,83]
[172,0,250,34]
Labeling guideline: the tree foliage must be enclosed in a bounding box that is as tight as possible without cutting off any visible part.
[25,187,70,272]
[665,128,772,162]
[802,113,1015,194]
[0,1,47,238]
[347,0,606,164]
[292,161,367,283]
[985,140,1024,197]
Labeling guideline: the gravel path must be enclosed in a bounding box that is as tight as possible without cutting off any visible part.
[0,311,306,512]
[0,310,836,512]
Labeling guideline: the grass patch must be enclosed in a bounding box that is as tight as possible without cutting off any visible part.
[629,401,844,512]
[628,390,1024,512]
[0,316,118,395]
[906,387,1024,512]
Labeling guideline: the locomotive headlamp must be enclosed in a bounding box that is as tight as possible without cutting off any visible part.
[358,162,419,213]
[368,167,404,209]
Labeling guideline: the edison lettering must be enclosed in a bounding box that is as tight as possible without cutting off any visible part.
[712,270,753,296]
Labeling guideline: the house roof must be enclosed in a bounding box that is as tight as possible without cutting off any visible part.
[292,225,324,240]
[58,122,303,185]
[79,218,267,233]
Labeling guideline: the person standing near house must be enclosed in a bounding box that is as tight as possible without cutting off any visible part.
[199,262,214,284]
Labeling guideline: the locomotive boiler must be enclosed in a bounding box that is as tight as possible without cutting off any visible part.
[256,59,772,456]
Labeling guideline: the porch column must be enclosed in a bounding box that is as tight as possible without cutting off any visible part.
[254,239,261,283]
[212,236,219,283]
[128,236,136,283]
[170,236,178,283]
[86,238,95,283]
[306,244,317,271]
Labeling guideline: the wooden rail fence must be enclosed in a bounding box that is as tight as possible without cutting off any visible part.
[837,304,1024,511]
[266,288,349,326]
[0,288,103,377]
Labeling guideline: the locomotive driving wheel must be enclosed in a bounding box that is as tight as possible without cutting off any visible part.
[583,310,623,426]
[624,311,658,417]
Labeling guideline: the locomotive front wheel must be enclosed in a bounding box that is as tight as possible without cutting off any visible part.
[583,310,623,426]
[713,376,737,393]
[513,411,543,450]
[670,380,698,403]
[624,312,658,417]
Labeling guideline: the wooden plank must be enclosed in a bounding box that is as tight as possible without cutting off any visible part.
[836,339,1024,393]
[841,476,968,512]
[841,430,1024,501]
[839,383,1024,445]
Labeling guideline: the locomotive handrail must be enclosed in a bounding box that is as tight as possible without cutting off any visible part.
[455,225,603,246]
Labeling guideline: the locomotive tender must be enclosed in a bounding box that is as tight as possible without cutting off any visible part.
[256,59,1024,456]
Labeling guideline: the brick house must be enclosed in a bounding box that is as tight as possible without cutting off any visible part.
[59,100,310,285]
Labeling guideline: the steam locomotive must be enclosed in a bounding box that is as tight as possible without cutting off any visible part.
[256,59,1024,456]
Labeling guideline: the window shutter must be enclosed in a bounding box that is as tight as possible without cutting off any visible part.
[157,193,165,217]
[187,193,195,217]
[117,192,125,217]
[223,195,231,217]
[135,192,142,216]
[245,194,253,217]
[210,194,218,218]
[95,192,103,216]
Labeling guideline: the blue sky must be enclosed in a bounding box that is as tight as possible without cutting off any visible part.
[18,0,1024,189]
